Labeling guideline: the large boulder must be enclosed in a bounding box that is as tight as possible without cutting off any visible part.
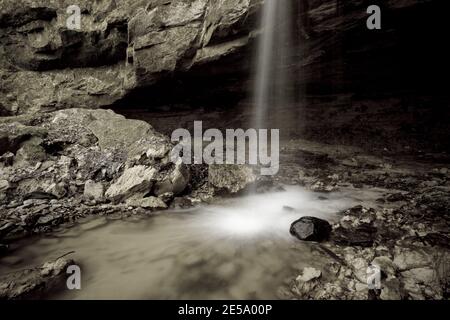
[290,216,332,242]
[105,165,157,203]
[208,164,257,193]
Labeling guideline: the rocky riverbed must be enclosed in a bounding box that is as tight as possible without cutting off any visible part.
[276,138,450,299]
[1,108,449,299]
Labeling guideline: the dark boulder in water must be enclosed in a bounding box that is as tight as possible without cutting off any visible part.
[290,216,332,242]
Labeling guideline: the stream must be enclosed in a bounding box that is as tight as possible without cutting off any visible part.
[0,186,384,299]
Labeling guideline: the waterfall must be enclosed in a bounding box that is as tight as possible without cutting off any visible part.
[253,0,293,130]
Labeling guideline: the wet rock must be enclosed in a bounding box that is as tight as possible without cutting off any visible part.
[23,191,57,201]
[0,151,14,166]
[393,246,433,271]
[14,137,47,164]
[372,256,397,276]
[36,214,63,227]
[86,111,155,153]
[171,197,193,209]
[421,233,450,249]
[294,267,322,297]
[83,180,104,201]
[44,182,67,199]
[0,179,10,192]
[208,164,256,194]
[154,161,190,196]
[126,196,168,210]
[0,257,74,299]
[105,165,157,203]
[342,158,360,168]
[158,192,174,204]
[402,277,425,300]
[415,186,450,216]
[386,193,407,202]
[348,256,369,284]
[146,144,171,160]
[380,278,406,300]
[297,267,322,282]
[310,181,338,193]
[290,217,332,242]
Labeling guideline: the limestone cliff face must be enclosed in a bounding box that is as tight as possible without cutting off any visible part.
[0,0,261,115]
[0,0,446,115]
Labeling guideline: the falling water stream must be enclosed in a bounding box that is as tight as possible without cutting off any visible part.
[254,0,293,129]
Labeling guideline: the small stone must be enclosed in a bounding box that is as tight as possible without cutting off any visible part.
[84,180,104,201]
[350,257,369,283]
[294,267,322,297]
[158,192,174,204]
[310,181,338,193]
[45,182,67,199]
[386,193,406,202]
[355,282,367,292]
[0,180,10,192]
[372,256,397,276]
[402,277,425,300]
[146,144,170,159]
[126,196,167,209]
[380,278,404,300]
[296,267,322,283]
[36,214,62,226]
[171,197,193,209]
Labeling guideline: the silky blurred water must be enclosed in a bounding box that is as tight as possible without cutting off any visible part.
[0,186,385,299]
